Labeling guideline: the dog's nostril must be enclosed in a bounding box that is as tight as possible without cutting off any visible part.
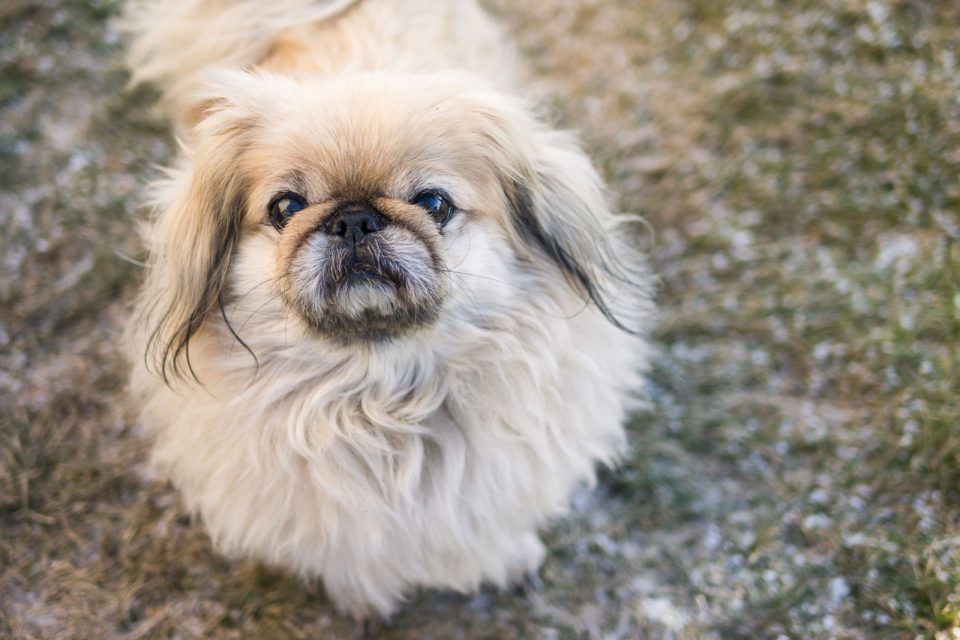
[325,209,386,242]
[361,217,381,234]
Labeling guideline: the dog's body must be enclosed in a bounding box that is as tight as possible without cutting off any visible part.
[125,0,653,620]
[127,0,514,131]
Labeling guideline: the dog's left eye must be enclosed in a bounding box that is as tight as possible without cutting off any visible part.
[268,192,307,230]
[411,190,455,226]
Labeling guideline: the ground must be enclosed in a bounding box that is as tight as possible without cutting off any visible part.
[1,0,958,638]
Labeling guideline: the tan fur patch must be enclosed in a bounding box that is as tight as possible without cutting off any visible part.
[371,197,444,257]
[277,200,339,275]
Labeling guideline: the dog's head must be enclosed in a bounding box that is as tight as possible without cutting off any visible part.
[139,70,648,381]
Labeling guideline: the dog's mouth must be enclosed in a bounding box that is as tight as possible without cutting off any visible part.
[283,228,446,343]
[335,255,401,291]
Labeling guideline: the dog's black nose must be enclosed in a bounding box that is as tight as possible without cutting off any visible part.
[324,208,386,244]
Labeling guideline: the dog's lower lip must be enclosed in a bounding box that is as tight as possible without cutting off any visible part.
[340,268,393,287]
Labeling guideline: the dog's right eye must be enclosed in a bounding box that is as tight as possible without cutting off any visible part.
[268,193,307,230]
[410,189,455,227]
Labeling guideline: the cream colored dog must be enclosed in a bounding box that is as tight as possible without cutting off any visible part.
[124,0,653,621]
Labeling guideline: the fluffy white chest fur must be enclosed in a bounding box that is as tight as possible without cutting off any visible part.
[125,0,653,619]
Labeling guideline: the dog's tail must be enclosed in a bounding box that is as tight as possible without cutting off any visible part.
[122,0,360,122]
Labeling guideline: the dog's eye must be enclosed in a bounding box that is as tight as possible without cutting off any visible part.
[411,190,455,226]
[268,192,307,230]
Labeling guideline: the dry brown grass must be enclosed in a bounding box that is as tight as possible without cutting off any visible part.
[2,0,959,637]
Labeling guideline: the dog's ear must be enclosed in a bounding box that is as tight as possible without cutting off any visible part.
[138,72,263,383]
[476,96,653,333]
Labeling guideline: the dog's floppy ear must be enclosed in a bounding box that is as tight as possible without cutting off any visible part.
[137,72,263,383]
[477,96,653,333]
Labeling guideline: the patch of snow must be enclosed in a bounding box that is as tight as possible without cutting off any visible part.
[874,234,918,272]
[802,514,832,530]
[828,577,849,603]
[638,597,688,631]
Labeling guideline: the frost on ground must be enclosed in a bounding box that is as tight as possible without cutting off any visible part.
[2,0,959,638]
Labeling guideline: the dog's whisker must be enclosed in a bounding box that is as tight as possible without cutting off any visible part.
[440,268,532,292]
[235,274,285,307]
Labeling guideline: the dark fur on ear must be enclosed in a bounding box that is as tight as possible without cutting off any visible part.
[137,96,255,384]
[502,175,648,334]
[479,100,654,334]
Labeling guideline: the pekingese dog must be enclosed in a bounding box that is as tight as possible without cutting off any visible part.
[124,0,654,622]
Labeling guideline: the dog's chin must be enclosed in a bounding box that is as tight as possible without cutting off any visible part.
[292,271,443,344]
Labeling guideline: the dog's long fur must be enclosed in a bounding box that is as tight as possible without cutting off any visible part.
[125,0,654,620]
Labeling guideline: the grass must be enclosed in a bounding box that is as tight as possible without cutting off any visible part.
[2,0,959,637]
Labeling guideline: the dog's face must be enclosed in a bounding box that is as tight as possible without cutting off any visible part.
[141,70,643,379]
[240,75,514,343]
